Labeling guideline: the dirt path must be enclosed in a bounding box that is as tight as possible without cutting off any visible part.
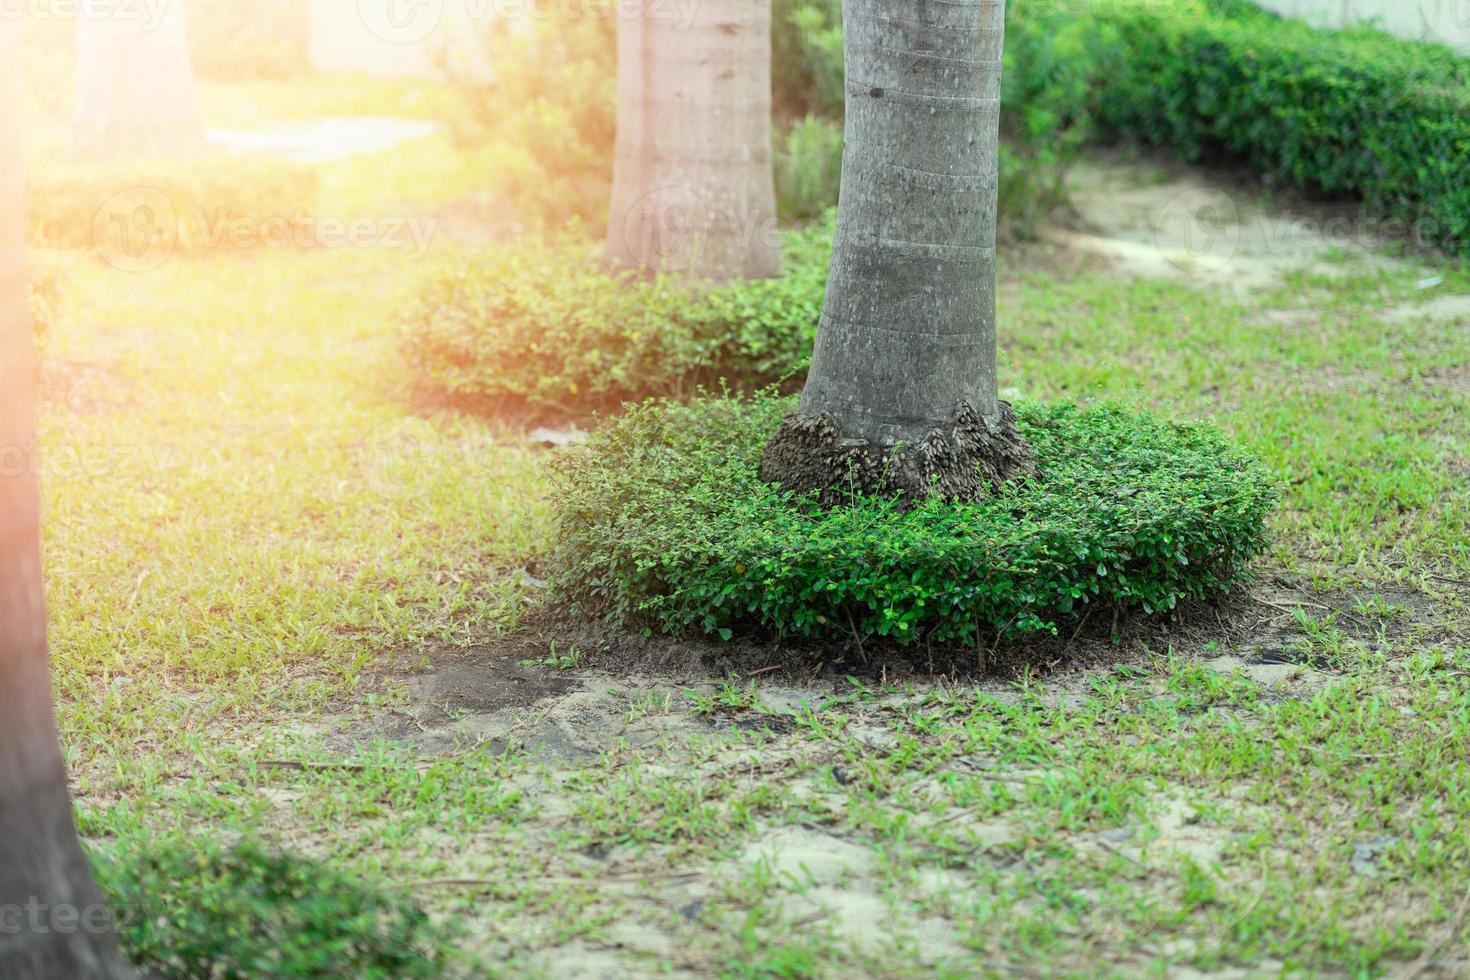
[1050,153,1470,321]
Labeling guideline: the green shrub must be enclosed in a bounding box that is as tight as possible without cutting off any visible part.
[772,0,845,120]
[187,0,310,80]
[999,0,1112,237]
[549,394,1277,645]
[448,12,616,230]
[28,159,321,257]
[93,834,450,979]
[1048,0,1470,254]
[402,222,832,420]
[774,116,844,224]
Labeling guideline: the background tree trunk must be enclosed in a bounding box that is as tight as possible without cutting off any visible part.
[761,0,1032,506]
[72,0,204,161]
[605,0,780,282]
[2,22,136,980]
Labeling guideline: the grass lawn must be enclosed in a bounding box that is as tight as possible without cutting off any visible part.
[32,78,1470,978]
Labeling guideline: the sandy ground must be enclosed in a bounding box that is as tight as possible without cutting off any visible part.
[1050,153,1470,319]
[207,116,440,164]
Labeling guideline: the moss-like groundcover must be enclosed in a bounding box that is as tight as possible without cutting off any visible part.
[550,395,1277,645]
[93,834,450,978]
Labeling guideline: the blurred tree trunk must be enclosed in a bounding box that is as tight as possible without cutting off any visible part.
[1,21,136,980]
[72,0,204,161]
[605,0,780,282]
[760,0,1033,506]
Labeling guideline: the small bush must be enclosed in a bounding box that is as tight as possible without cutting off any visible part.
[1000,0,1109,236]
[447,12,616,230]
[28,159,320,257]
[93,834,450,979]
[549,395,1277,646]
[402,222,832,421]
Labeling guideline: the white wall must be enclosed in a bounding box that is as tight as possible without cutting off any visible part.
[1254,0,1470,52]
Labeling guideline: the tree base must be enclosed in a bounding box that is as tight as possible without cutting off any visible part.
[760,401,1036,508]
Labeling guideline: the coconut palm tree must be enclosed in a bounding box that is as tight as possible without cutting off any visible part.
[605,0,781,282]
[761,0,1033,505]
[2,21,135,980]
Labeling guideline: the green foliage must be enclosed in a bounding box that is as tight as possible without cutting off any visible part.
[448,11,616,230]
[27,159,320,255]
[93,834,450,978]
[402,222,832,420]
[1054,0,1470,254]
[772,0,845,120]
[1000,0,1112,237]
[444,0,1081,235]
[774,116,844,223]
[449,7,842,231]
[549,395,1277,645]
[767,0,1092,236]
[187,0,310,80]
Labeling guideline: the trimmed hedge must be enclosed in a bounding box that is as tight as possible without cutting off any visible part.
[549,395,1277,646]
[402,222,831,421]
[1069,0,1470,254]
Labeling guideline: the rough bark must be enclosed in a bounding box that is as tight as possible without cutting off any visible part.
[605,0,780,282]
[762,400,1033,509]
[2,23,137,980]
[761,0,1034,505]
[73,0,204,161]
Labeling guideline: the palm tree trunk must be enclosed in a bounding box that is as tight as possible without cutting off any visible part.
[605,0,780,282]
[761,0,1033,506]
[73,0,204,161]
[2,22,136,980]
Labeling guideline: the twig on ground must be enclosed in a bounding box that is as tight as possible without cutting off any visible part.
[1257,598,1330,616]
[259,760,366,772]
[387,708,428,732]
[398,870,705,890]
[1066,608,1095,648]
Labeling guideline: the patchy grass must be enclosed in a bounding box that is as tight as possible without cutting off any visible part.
[30,75,1470,978]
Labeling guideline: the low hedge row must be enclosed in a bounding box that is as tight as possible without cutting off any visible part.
[1076,0,1470,254]
[401,222,832,421]
[28,160,321,259]
[549,395,1277,646]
